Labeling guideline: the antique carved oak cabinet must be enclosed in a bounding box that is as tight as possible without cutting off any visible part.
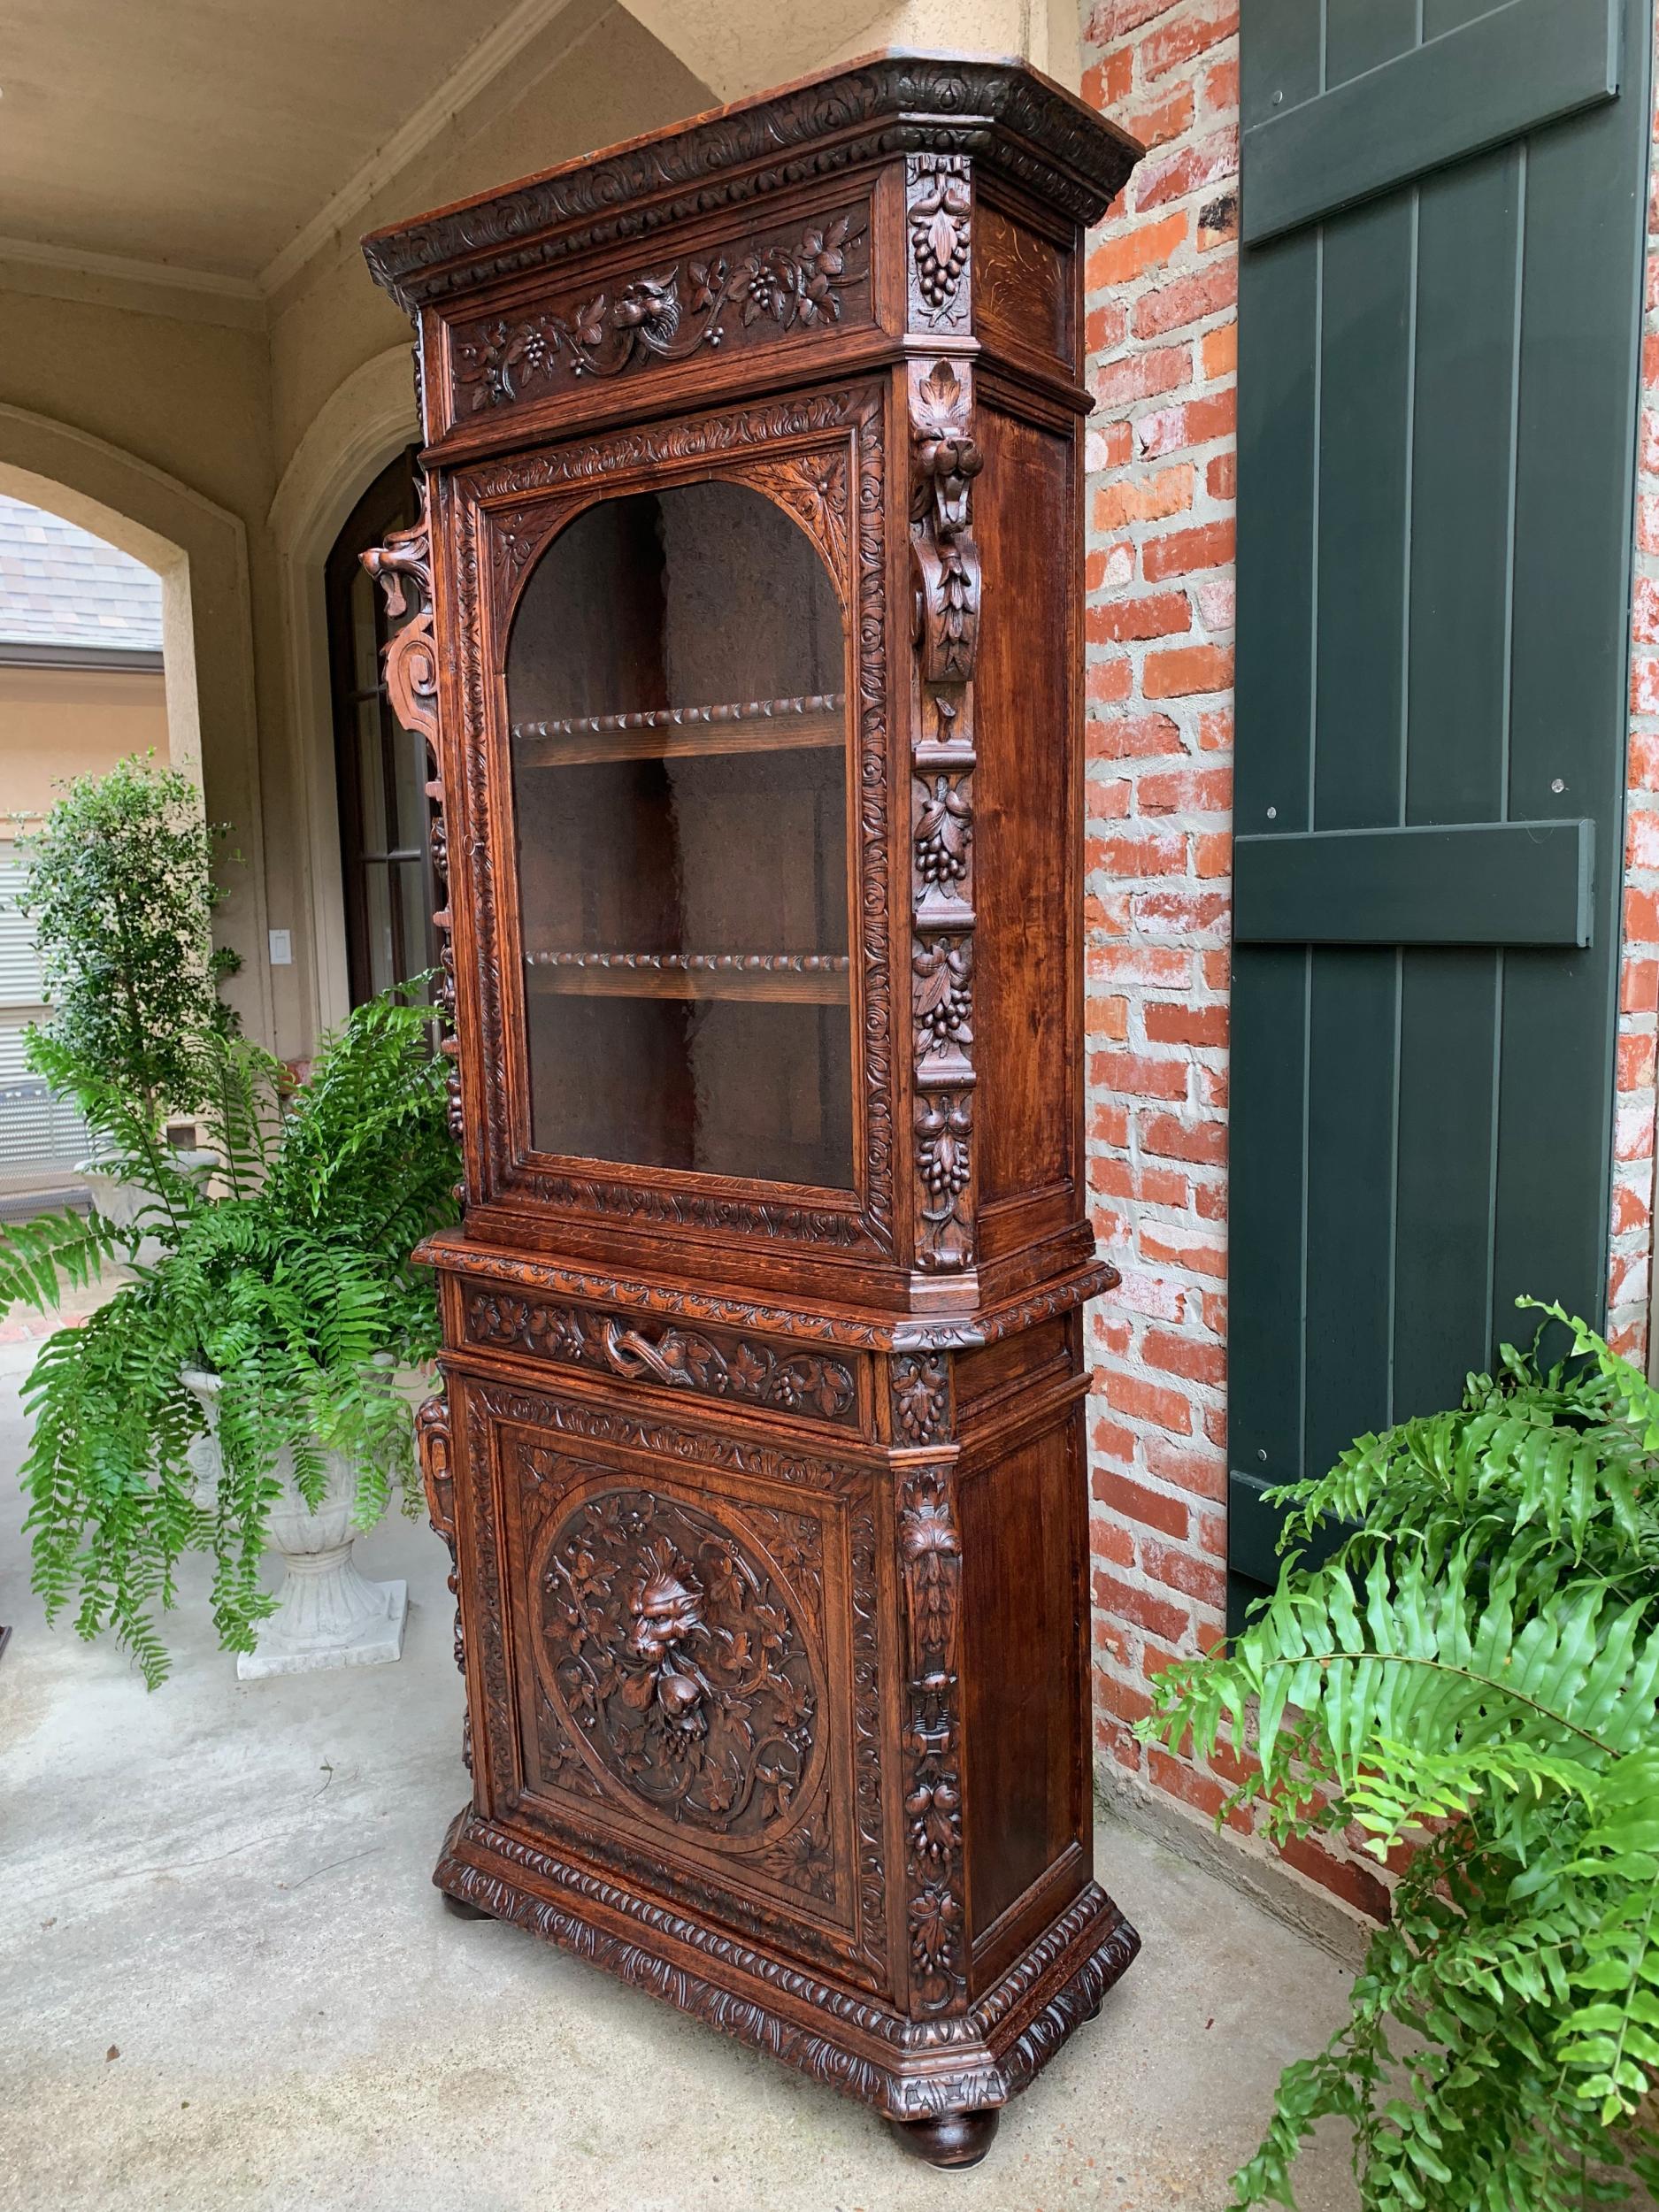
[360,55,1141,2168]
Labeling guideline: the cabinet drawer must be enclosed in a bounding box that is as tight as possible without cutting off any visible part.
[458,1279,872,1435]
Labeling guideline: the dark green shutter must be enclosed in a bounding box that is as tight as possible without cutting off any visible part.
[1229,0,1653,1629]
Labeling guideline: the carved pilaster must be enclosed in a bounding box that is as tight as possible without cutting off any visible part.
[416,1383,470,1773]
[898,1458,966,2016]
[906,153,972,333]
[909,359,980,1271]
[361,479,463,1144]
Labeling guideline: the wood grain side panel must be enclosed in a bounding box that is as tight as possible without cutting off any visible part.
[959,1404,1089,1973]
[972,403,1079,1225]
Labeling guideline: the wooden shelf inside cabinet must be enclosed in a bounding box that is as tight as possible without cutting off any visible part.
[514,692,845,767]
[524,951,851,1002]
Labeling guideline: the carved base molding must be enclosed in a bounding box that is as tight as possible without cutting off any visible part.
[433,1805,1140,2124]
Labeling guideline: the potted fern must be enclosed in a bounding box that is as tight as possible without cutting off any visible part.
[3,758,457,1685]
[1144,1303,1659,2211]
[3,998,457,1684]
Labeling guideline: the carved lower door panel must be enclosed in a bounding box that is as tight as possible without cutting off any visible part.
[458,1376,890,1993]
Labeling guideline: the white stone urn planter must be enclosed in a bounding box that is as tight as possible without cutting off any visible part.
[180,1365,407,1680]
[81,1148,219,1264]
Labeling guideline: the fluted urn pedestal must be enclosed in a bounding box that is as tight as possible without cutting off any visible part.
[182,1368,406,1678]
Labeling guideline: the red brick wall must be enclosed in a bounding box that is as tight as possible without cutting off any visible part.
[1075,0,1659,1923]
[1078,0,1248,1840]
[1612,31,1659,1367]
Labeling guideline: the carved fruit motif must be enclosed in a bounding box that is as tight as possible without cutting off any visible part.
[452,212,865,410]
[534,1487,821,1838]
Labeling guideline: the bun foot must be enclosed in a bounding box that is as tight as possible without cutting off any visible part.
[441,1889,493,1921]
[893,2108,1001,2169]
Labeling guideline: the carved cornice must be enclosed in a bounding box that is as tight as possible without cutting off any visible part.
[363,57,1139,318]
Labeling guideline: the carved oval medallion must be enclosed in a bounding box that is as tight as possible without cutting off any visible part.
[531,1487,823,1839]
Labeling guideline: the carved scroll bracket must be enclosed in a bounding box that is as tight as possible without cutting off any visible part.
[362,502,437,755]
[362,479,464,1147]
[909,360,980,1273]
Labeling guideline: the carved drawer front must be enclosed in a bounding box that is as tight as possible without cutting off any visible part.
[466,1383,890,1992]
[461,1282,868,1432]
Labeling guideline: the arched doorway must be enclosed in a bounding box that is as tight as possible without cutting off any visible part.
[322,446,435,1007]
[0,492,172,1202]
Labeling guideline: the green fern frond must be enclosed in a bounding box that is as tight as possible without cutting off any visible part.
[19,983,457,1686]
[1143,1308,1659,2211]
[0,1206,123,1315]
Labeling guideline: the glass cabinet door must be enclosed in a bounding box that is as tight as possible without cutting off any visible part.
[504,479,853,1190]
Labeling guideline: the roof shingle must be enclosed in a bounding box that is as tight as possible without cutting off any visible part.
[0,495,163,656]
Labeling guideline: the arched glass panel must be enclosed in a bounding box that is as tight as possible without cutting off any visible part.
[505,480,852,1188]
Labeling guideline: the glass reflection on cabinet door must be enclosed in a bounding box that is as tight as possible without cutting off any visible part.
[505,479,853,1190]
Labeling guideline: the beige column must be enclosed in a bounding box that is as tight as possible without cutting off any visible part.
[618,0,1082,105]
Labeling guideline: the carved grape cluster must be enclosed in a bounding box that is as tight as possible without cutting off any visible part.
[915,776,972,887]
[917,1094,972,1201]
[891,1353,949,1445]
[913,937,972,1051]
[910,162,971,312]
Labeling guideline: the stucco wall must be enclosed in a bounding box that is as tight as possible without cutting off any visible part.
[0,6,713,1061]
[0,665,170,826]
[265,1,711,487]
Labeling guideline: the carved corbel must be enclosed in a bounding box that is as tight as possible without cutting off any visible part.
[361,504,438,759]
[909,358,983,686]
[416,1384,454,1546]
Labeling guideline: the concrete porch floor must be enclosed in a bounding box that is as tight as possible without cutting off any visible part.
[0,1335,1361,2212]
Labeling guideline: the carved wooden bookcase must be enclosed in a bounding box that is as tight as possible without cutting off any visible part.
[362,56,1141,2169]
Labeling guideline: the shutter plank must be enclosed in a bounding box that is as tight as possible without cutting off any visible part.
[1230,207,1320,1498]
[1242,0,1620,244]
[1233,820,1594,947]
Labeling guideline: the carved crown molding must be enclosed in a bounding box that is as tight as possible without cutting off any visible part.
[361,57,1139,318]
